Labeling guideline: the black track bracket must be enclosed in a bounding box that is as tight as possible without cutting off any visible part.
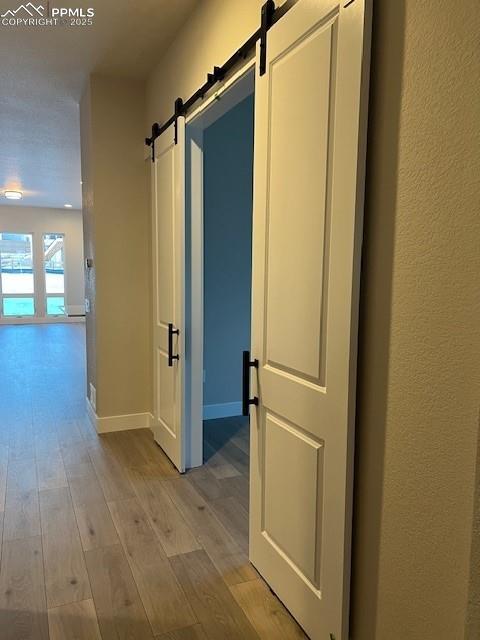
[174,97,185,145]
[259,0,275,76]
[146,122,160,162]
[145,0,297,149]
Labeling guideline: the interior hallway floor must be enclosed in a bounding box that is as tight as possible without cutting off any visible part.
[0,323,306,639]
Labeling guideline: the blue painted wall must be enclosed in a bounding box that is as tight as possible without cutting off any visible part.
[203,95,254,408]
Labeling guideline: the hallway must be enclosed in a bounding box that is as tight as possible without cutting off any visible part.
[0,324,305,639]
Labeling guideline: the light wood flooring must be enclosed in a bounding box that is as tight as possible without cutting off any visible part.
[0,323,306,639]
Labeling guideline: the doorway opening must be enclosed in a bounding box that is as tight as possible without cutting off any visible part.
[202,90,254,547]
[185,66,255,541]
[202,89,254,466]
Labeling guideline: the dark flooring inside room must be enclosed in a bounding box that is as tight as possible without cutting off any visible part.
[0,323,306,639]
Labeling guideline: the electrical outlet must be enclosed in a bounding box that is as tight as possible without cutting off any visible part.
[89,383,97,411]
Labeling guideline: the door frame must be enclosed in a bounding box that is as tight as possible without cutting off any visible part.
[184,59,255,470]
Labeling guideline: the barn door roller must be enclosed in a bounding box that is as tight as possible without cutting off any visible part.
[145,0,293,159]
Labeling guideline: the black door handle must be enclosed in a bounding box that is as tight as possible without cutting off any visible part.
[168,323,180,367]
[242,350,258,416]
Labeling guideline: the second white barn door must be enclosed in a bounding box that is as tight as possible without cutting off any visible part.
[151,119,186,472]
[249,1,370,639]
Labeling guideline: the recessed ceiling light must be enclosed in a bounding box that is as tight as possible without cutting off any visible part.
[4,190,22,200]
[64,203,73,208]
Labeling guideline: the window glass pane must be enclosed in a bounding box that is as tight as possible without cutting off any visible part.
[44,234,65,294]
[3,297,35,316]
[46,296,65,316]
[0,233,34,294]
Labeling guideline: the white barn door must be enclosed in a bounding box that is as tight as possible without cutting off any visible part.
[151,119,186,472]
[249,1,370,638]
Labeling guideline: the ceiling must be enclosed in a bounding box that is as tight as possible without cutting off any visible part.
[0,0,199,210]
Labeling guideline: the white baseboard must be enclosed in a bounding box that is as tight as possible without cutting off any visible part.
[0,316,85,326]
[86,398,152,434]
[67,304,86,316]
[203,401,243,420]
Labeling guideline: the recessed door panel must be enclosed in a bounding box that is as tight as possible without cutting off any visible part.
[263,412,324,588]
[151,120,185,472]
[156,149,175,327]
[250,1,370,638]
[265,22,334,384]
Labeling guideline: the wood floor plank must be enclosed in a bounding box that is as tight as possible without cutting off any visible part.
[66,462,105,507]
[8,438,35,462]
[101,431,149,469]
[229,578,307,639]
[0,444,9,508]
[0,536,49,640]
[39,487,92,608]
[36,451,68,491]
[3,489,41,541]
[85,544,154,640]
[210,496,249,554]
[187,465,232,502]
[0,326,303,640]
[157,623,209,640]
[164,478,256,586]
[88,446,135,501]
[218,475,250,512]
[204,442,242,480]
[132,430,179,477]
[128,468,201,557]
[60,440,91,467]
[4,455,41,541]
[34,431,60,459]
[108,497,196,635]
[170,550,259,640]
[75,417,98,442]
[216,440,249,477]
[230,433,249,456]
[0,510,4,568]
[64,461,94,480]
[6,458,37,495]
[124,429,165,465]
[105,430,178,479]
[56,419,84,448]
[48,598,102,640]
[74,499,119,551]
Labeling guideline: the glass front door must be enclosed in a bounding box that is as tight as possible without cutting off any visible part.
[44,234,66,316]
[0,231,69,322]
[0,233,35,317]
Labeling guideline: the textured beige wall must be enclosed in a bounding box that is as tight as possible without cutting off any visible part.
[145,0,480,637]
[466,421,480,639]
[81,75,151,418]
[352,1,480,639]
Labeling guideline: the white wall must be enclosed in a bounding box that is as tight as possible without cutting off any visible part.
[0,205,85,318]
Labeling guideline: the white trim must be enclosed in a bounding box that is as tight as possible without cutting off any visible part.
[186,58,255,125]
[86,397,152,434]
[203,402,243,421]
[0,316,84,325]
[66,304,86,316]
